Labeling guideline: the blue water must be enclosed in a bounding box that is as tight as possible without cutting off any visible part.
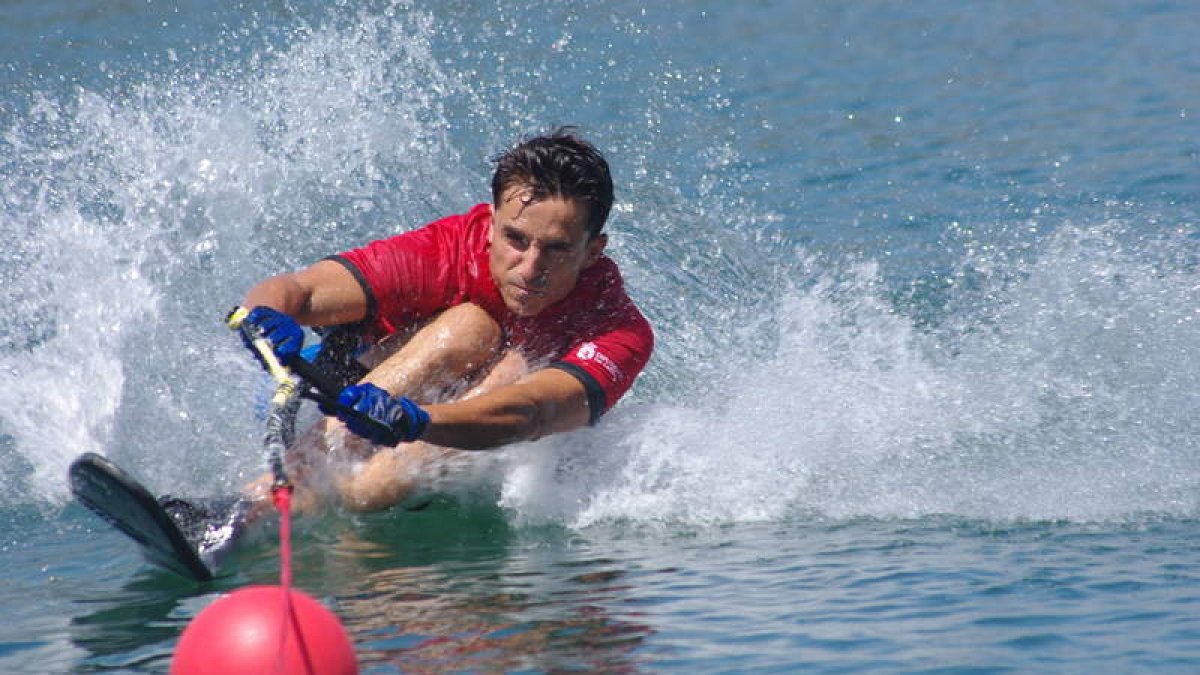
[2,0,1199,672]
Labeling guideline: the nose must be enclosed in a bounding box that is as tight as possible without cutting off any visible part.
[515,249,550,287]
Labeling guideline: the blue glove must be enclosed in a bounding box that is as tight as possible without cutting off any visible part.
[241,306,304,366]
[331,383,430,446]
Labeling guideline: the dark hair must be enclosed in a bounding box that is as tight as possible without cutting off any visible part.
[491,127,614,238]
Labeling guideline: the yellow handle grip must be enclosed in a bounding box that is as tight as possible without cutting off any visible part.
[227,305,296,403]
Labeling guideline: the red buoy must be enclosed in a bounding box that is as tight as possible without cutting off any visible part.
[172,585,357,675]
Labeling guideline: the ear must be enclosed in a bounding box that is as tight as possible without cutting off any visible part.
[583,233,607,268]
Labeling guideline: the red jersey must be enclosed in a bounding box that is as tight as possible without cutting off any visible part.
[332,203,654,420]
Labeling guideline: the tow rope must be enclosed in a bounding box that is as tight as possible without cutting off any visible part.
[226,306,306,671]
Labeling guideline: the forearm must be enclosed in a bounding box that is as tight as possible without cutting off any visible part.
[419,370,591,450]
[421,397,540,450]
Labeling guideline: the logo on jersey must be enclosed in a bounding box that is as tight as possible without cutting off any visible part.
[575,342,624,382]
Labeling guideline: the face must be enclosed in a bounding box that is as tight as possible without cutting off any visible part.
[489,187,606,317]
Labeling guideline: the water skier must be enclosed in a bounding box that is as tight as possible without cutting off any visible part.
[232,128,654,514]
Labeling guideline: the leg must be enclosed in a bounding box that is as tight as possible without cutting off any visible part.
[335,348,532,512]
[360,302,505,402]
[248,303,509,513]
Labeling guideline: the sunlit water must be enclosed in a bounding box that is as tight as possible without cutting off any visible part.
[1,1,1198,672]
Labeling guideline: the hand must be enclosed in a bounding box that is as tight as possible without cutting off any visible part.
[241,306,304,366]
[330,383,430,446]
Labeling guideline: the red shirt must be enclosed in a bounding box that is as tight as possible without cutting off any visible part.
[334,204,654,420]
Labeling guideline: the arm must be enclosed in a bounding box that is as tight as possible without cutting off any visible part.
[337,368,594,451]
[420,368,593,450]
[242,259,369,327]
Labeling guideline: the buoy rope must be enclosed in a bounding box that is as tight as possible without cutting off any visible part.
[274,487,294,590]
[273,485,303,674]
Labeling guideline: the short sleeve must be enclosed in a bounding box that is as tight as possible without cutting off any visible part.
[552,306,654,423]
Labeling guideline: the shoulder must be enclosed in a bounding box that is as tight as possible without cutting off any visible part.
[558,256,654,404]
[578,257,650,327]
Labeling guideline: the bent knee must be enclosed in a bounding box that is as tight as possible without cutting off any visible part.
[433,303,502,351]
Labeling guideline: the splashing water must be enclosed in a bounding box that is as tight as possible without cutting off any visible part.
[0,5,470,506]
[504,221,1200,526]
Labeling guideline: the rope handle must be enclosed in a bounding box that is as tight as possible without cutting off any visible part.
[226,306,396,442]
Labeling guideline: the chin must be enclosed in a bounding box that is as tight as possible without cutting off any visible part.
[509,303,544,317]
[502,297,540,317]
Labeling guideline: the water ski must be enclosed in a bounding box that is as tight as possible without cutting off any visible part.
[68,452,247,582]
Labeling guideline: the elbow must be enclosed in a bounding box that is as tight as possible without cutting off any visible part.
[522,403,552,443]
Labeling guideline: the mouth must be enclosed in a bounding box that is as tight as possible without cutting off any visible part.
[511,283,545,299]
[506,283,548,313]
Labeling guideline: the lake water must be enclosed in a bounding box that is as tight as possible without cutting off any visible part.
[1,1,1198,672]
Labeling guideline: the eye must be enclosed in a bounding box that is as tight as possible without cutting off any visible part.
[546,243,573,259]
[503,227,529,250]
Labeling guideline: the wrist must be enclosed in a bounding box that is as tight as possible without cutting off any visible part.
[394,398,430,443]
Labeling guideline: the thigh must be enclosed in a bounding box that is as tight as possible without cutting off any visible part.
[360,303,505,402]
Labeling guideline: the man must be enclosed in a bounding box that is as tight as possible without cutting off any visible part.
[237,128,653,513]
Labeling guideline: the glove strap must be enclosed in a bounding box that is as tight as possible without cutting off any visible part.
[395,398,431,443]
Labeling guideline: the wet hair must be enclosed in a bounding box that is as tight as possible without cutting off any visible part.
[491,127,614,238]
